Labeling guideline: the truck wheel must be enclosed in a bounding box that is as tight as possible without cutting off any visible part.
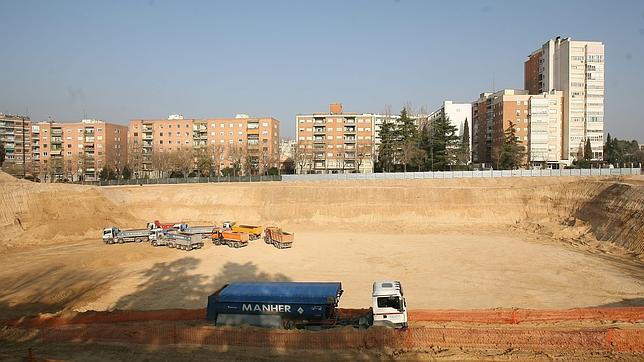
[283,319,295,330]
[152,241,157,247]
[118,238,124,244]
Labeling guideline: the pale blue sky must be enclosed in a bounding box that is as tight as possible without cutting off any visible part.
[1,0,643,140]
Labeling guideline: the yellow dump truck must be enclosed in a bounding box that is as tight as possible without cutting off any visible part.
[223,221,263,240]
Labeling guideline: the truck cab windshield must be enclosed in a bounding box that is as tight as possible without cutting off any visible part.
[377,296,402,310]
[103,229,112,235]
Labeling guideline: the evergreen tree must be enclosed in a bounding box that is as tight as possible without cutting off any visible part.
[99,167,110,181]
[421,115,459,171]
[456,119,471,166]
[498,122,526,169]
[122,166,132,180]
[583,138,593,161]
[377,120,397,172]
[396,107,421,172]
[604,133,613,164]
[0,142,5,167]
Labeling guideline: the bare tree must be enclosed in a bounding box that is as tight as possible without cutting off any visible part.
[227,143,246,176]
[152,150,172,178]
[355,142,372,173]
[171,147,195,177]
[294,145,313,174]
[127,143,144,179]
[195,146,213,176]
[211,144,224,176]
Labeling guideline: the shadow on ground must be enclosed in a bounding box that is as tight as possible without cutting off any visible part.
[115,258,291,310]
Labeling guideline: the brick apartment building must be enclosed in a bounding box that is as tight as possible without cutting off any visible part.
[34,119,127,181]
[1,115,127,180]
[0,114,32,177]
[128,114,280,177]
[295,104,375,174]
[471,89,563,168]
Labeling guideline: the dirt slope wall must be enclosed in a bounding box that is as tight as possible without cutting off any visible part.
[1,174,642,254]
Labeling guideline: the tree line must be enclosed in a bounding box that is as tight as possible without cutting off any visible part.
[375,107,475,172]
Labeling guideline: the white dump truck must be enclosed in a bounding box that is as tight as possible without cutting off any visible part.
[102,227,151,244]
[149,229,204,251]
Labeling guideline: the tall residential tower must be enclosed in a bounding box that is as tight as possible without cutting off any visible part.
[525,37,605,162]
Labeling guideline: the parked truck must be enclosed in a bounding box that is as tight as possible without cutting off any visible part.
[223,221,263,240]
[102,227,151,244]
[212,229,249,248]
[149,220,186,231]
[177,225,218,239]
[206,280,408,330]
[264,227,294,249]
[149,229,203,251]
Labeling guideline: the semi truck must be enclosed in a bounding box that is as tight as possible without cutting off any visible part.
[212,229,249,248]
[102,227,151,244]
[264,227,294,249]
[149,230,204,250]
[223,221,263,240]
[206,280,408,330]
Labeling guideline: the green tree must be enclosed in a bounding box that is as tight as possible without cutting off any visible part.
[0,142,5,167]
[604,133,613,164]
[122,165,132,180]
[498,122,526,169]
[421,115,459,171]
[377,120,397,172]
[99,167,110,181]
[583,138,593,161]
[455,119,471,166]
[396,107,421,172]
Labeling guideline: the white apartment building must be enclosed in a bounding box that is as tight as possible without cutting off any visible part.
[525,37,605,162]
[528,91,564,167]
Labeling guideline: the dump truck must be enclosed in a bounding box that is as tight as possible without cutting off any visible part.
[149,220,186,231]
[178,225,218,239]
[223,221,263,240]
[206,280,408,330]
[264,227,294,249]
[212,229,249,248]
[102,227,151,244]
[149,229,203,251]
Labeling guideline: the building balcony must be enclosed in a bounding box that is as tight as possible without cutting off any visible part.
[313,137,326,143]
[313,127,326,134]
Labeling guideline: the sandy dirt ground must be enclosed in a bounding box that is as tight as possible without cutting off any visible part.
[0,173,642,359]
[0,230,642,321]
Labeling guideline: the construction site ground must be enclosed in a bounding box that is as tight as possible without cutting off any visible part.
[0,172,642,360]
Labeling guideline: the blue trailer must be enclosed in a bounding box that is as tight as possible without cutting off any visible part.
[206,282,364,329]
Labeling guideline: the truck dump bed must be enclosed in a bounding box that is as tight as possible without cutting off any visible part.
[207,282,343,324]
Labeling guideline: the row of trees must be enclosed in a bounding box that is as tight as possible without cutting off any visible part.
[127,144,280,180]
[604,134,643,166]
[376,108,476,172]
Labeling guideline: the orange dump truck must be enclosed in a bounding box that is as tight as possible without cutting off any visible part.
[212,228,249,248]
[224,221,263,240]
[264,227,294,249]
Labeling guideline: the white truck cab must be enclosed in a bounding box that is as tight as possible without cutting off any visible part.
[102,227,119,242]
[372,280,408,328]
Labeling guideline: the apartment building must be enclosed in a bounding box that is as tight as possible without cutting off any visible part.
[471,90,531,167]
[525,37,605,162]
[528,91,564,167]
[296,104,375,174]
[35,119,127,181]
[128,114,280,177]
[472,89,565,168]
[0,114,32,177]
